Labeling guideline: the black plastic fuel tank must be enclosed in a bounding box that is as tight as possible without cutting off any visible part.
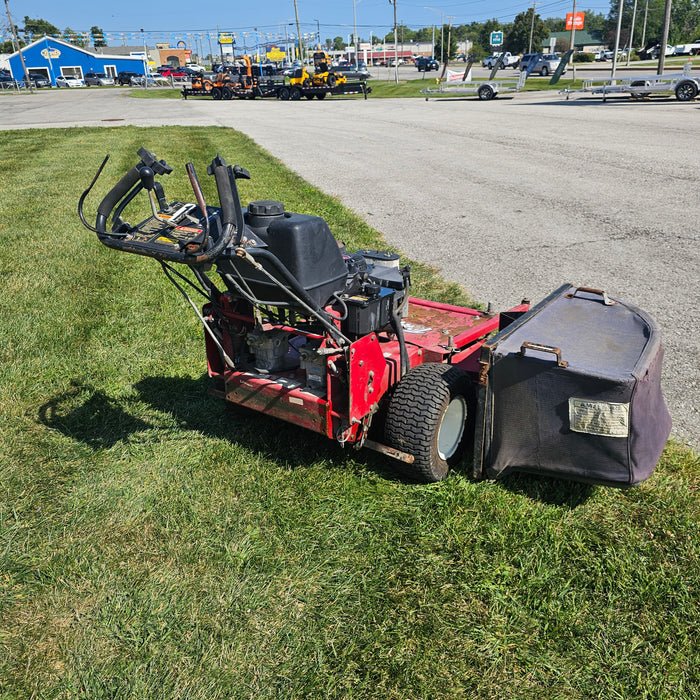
[217,200,347,308]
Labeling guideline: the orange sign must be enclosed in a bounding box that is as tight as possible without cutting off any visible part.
[566,12,585,30]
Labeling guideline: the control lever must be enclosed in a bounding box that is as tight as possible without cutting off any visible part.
[140,164,197,227]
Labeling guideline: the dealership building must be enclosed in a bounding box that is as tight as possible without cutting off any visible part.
[5,36,149,85]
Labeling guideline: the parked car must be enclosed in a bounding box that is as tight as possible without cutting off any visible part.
[146,72,170,86]
[416,57,439,71]
[56,75,85,88]
[186,64,206,73]
[84,72,115,86]
[117,71,145,86]
[157,67,188,78]
[23,73,51,88]
[519,53,566,76]
[0,74,19,89]
[332,63,371,80]
[482,52,519,69]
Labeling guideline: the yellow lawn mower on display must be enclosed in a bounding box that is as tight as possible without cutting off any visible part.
[290,51,347,89]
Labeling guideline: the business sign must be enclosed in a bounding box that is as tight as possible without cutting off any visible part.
[566,12,585,30]
[267,47,286,61]
[490,31,503,46]
[218,33,234,45]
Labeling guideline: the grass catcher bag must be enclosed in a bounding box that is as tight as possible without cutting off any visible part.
[473,284,671,486]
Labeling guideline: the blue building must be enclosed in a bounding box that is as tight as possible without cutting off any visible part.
[8,36,148,85]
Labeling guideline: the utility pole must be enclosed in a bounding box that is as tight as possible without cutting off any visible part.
[353,0,359,66]
[568,0,577,82]
[626,0,638,67]
[611,0,624,79]
[528,3,537,54]
[657,0,672,74]
[293,0,304,62]
[389,0,398,84]
[4,0,32,92]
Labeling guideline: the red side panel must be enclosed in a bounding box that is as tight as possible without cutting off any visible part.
[349,333,389,424]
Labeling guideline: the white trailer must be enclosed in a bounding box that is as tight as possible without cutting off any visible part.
[560,62,699,102]
[422,69,526,101]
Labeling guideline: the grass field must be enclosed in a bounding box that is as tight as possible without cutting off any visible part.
[1,126,698,699]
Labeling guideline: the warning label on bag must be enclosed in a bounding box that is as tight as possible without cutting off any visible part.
[568,398,630,437]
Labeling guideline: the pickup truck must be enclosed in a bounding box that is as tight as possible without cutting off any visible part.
[674,40,700,55]
[482,52,519,69]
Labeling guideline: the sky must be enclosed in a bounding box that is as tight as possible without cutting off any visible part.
[7,1,613,46]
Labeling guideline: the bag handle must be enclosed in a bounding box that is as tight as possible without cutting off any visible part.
[519,341,568,368]
[565,286,616,306]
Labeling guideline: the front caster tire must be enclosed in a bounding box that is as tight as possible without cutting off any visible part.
[384,363,476,482]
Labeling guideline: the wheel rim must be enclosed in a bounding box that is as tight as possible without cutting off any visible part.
[678,83,696,100]
[437,396,467,460]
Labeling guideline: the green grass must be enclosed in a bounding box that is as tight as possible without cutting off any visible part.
[1,127,698,699]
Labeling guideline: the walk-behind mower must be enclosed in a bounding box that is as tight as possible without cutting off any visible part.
[79,148,671,486]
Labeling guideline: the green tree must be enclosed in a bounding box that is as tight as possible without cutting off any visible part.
[545,17,566,32]
[671,0,700,42]
[91,26,106,48]
[504,9,549,53]
[63,27,86,47]
[434,27,458,62]
[1,39,20,52]
[22,17,59,41]
[583,10,608,32]
[332,36,346,51]
[478,19,502,50]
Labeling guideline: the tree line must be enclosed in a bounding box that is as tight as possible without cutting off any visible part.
[4,3,700,58]
[337,1,700,58]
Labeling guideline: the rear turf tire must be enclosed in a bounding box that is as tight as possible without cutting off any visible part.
[384,363,476,482]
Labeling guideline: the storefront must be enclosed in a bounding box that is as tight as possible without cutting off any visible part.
[8,36,148,85]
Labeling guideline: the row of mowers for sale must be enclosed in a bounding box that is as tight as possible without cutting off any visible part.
[79,148,671,487]
[182,52,371,101]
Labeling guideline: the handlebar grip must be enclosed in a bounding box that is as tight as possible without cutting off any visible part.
[95,164,143,227]
[208,155,236,227]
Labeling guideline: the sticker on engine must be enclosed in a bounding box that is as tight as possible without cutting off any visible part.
[568,398,630,438]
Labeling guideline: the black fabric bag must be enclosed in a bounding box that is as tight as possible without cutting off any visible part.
[473,284,671,486]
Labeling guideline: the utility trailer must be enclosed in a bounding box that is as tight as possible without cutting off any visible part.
[181,77,285,100]
[78,147,671,487]
[182,79,371,101]
[275,81,371,100]
[423,50,571,101]
[560,61,699,102]
[423,70,526,101]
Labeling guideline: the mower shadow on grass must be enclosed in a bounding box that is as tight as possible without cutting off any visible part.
[37,380,152,450]
[37,375,405,483]
[37,376,597,506]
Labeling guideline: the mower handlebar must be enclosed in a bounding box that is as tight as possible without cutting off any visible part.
[95,148,172,232]
[86,148,248,265]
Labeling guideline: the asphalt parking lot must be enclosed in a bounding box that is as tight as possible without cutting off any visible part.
[1,87,698,449]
